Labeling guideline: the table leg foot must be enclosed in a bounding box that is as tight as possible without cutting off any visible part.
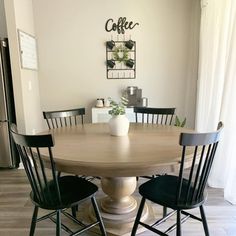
[88,197,154,236]
[101,196,137,214]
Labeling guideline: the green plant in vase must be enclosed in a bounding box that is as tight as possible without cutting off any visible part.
[108,96,129,116]
[108,96,129,136]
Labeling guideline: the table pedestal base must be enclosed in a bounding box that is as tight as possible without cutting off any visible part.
[86,177,155,235]
[101,195,137,215]
[88,197,155,236]
[100,177,137,214]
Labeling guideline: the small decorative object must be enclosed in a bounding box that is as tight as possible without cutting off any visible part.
[125,40,135,50]
[106,40,115,50]
[96,99,104,108]
[104,98,111,107]
[174,116,186,127]
[113,45,129,63]
[108,97,129,136]
[126,59,135,68]
[107,59,116,68]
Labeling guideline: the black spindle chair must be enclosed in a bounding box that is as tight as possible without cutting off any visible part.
[10,124,106,236]
[43,107,94,216]
[131,122,223,236]
[43,108,85,129]
[133,107,175,125]
[134,107,176,217]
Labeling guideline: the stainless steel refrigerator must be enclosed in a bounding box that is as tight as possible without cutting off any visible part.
[0,38,19,168]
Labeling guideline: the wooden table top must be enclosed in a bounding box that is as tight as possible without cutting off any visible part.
[46,123,192,177]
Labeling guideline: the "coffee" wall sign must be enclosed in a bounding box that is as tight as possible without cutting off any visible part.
[105,17,139,34]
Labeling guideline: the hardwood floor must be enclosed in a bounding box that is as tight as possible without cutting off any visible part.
[0,169,236,236]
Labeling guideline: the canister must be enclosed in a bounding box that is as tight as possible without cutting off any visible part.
[141,97,148,107]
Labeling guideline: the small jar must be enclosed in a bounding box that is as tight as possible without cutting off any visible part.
[104,99,110,107]
[141,97,148,107]
[96,99,104,108]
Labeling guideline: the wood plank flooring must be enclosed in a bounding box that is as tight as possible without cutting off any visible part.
[0,169,236,236]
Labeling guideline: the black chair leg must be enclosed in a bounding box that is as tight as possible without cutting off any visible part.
[56,210,61,236]
[163,206,167,217]
[131,197,146,236]
[91,197,107,236]
[71,206,77,218]
[200,205,210,236]
[29,206,38,236]
[176,210,181,236]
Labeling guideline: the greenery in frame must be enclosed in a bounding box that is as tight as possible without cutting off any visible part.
[108,96,129,116]
[113,45,130,63]
[174,115,186,127]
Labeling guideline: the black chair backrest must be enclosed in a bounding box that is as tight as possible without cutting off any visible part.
[43,108,85,129]
[133,107,175,125]
[176,122,223,206]
[10,124,62,207]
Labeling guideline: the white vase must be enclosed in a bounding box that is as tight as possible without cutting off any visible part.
[109,115,130,136]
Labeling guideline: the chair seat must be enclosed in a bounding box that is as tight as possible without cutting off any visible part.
[31,176,98,210]
[139,175,206,210]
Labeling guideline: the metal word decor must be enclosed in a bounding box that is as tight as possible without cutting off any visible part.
[105,17,139,34]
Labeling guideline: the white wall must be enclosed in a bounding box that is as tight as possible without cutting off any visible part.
[4,0,44,133]
[0,0,7,37]
[32,0,200,127]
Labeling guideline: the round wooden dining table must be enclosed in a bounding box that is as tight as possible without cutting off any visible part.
[46,123,192,235]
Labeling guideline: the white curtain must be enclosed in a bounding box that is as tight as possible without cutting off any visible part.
[196,0,236,204]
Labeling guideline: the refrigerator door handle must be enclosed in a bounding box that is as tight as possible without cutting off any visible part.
[0,120,7,122]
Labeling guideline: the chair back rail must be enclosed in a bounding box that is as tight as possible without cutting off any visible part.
[43,108,85,129]
[176,124,223,206]
[133,107,175,125]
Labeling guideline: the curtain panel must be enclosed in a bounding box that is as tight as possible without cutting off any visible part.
[196,0,236,203]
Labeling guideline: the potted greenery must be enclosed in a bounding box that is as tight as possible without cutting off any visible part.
[108,96,129,136]
[174,115,186,127]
